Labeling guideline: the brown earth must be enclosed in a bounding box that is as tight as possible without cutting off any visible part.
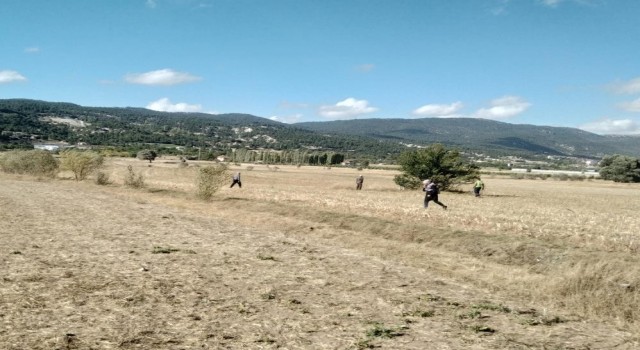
[1,170,638,349]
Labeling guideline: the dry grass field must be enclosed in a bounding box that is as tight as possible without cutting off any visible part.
[2,157,640,349]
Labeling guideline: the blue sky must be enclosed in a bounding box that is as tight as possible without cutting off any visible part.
[1,0,639,134]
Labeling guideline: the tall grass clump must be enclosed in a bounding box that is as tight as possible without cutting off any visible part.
[124,165,145,188]
[94,171,111,186]
[60,150,104,181]
[195,163,229,200]
[0,149,59,178]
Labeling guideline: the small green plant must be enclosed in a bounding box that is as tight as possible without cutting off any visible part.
[472,302,511,313]
[195,164,229,200]
[521,315,564,326]
[152,246,179,254]
[471,325,496,333]
[257,254,276,261]
[403,309,435,317]
[365,323,404,338]
[60,150,104,181]
[458,309,482,319]
[124,165,145,188]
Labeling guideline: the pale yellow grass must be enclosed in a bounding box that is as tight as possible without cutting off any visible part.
[3,157,640,349]
[100,158,640,321]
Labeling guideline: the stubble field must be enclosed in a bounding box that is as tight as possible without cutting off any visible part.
[1,157,640,349]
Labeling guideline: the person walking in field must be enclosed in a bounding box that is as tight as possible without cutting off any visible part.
[473,177,485,197]
[356,175,364,190]
[423,179,447,210]
[230,172,242,188]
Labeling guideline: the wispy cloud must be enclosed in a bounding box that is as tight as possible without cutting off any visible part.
[579,118,640,135]
[269,114,302,124]
[24,47,40,54]
[125,69,201,86]
[318,98,378,119]
[490,0,511,15]
[0,70,27,84]
[474,96,531,120]
[618,97,640,113]
[146,0,157,9]
[539,0,562,7]
[413,101,463,117]
[146,98,202,112]
[609,77,640,95]
[355,63,375,73]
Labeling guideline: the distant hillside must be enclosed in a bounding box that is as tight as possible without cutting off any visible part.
[3,99,639,162]
[296,118,640,159]
[0,99,402,160]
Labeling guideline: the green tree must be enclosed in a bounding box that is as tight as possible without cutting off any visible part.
[394,143,479,190]
[599,154,640,183]
[137,149,157,163]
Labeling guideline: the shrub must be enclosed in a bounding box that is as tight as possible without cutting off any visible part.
[393,173,423,190]
[137,149,157,163]
[195,164,229,200]
[94,171,111,185]
[124,165,145,188]
[0,149,59,178]
[60,150,104,181]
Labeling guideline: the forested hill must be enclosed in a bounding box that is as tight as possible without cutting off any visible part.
[0,99,403,160]
[3,99,639,161]
[296,118,640,159]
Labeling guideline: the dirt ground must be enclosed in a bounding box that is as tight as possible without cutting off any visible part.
[1,169,638,349]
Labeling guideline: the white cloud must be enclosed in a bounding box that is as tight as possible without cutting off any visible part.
[618,97,640,112]
[125,69,201,86]
[579,118,640,135]
[355,63,375,73]
[318,98,378,119]
[0,70,27,84]
[474,96,531,120]
[146,98,202,112]
[24,47,40,53]
[413,101,463,117]
[269,114,302,124]
[610,77,640,95]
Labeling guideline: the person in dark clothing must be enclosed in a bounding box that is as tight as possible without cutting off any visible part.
[230,172,242,188]
[356,175,364,190]
[423,179,447,210]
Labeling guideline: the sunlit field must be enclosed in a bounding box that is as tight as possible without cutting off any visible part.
[2,156,640,349]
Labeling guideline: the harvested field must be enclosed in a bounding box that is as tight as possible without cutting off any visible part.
[1,158,639,349]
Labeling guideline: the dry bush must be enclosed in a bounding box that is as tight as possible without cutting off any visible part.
[60,150,104,181]
[0,149,59,178]
[94,171,111,185]
[195,163,229,200]
[123,165,145,188]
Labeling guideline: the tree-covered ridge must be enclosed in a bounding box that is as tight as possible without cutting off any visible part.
[0,99,403,160]
[297,118,640,159]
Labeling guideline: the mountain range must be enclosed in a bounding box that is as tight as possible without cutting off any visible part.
[1,99,639,161]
